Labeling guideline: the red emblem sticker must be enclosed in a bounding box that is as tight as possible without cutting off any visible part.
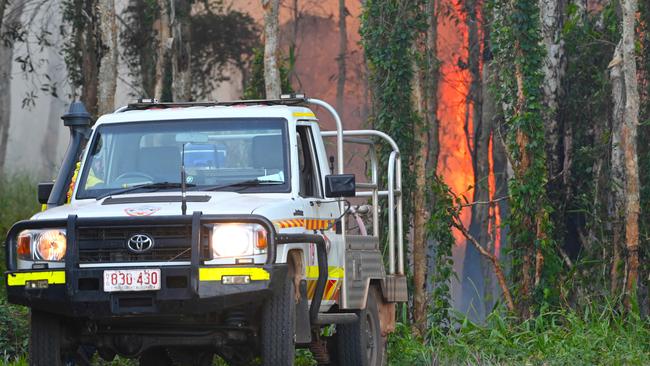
[124,206,161,217]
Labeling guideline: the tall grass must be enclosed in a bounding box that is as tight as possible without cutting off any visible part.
[388,301,650,365]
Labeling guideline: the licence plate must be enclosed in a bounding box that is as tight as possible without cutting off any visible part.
[103,269,161,292]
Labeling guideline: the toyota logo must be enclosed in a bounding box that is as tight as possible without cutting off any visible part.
[127,234,154,253]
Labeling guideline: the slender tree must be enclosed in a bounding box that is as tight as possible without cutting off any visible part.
[336,0,348,114]
[154,0,171,100]
[608,43,625,295]
[171,0,191,101]
[620,0,640,308]
[492,0,555,317]
[0,0,7,32]
[462,0,491,320]
[0,0,25,173]
[262,0,281,99]
[97,0,118,115]
[412,0,439,335]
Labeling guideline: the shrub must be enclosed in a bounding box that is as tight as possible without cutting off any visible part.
[0,174,39,363]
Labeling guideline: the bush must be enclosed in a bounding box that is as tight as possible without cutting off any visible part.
[0,174,40,363]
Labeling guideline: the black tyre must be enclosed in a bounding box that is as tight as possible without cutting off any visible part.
[29,310,64,366]
[139,348,173,366]
[261,273,296,366]
[336,286,386,366]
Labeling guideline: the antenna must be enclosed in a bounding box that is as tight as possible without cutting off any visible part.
[181,143,188,215]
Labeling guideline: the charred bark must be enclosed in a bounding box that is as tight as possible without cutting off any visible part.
[262,0,281,99]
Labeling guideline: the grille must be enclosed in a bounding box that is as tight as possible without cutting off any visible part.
[77,225,198,263]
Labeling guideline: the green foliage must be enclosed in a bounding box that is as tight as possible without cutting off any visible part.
[120,0,160,97]
[388,301,650,365]
[0,300,29,363]
[0,174,40,288]
[489,0,558,312]
[120,1,259,100]
[191,5,260,99]
[61,0,96,93]
[242,48,294,100]
[360,0,422,233]
[0,174,39,363]
[426,177,457,332]
[560,3,621,297]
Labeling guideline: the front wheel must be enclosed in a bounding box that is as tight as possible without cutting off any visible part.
[260,274,296,366]
[29,310,65,366]
[336,286,386,366]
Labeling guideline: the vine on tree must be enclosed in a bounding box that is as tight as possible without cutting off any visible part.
[490,0,559,316]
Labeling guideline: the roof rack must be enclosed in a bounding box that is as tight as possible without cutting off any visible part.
[120,94,308,112]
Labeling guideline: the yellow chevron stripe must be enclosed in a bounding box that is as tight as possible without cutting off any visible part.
[274,218,335,230]
[7,271,66,286]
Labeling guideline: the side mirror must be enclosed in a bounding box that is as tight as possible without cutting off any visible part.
[324,174,356,198]
[38,182,54,204]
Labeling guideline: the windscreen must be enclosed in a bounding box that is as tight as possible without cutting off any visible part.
[76,118,290,199]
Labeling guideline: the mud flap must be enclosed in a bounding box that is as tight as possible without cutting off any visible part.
[377,295,396,336]
[295,280,311,344]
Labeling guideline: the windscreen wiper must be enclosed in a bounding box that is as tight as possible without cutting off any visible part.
[96,182,196,200]
[197,179,284,192]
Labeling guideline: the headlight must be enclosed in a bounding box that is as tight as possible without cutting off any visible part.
[210,223,267,259]
[17,229,67,262]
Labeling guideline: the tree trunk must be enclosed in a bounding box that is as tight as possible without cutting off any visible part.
[620,0,640,308]
[0,0,24,174]
[262,0,281,99]
[336,0,347,114]
[462,0,489,321]
[79,0,99,117]
[411,0,438,335]
[155,0,171,101]
[608,42,625,296]
[171,0,192,102]
[514,43,535,317]
[0,0,7,32]
[97,0,118,115]
[539,0,566,245]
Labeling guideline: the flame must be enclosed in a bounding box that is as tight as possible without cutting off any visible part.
[437,1,474,244]
[436,0,501,258]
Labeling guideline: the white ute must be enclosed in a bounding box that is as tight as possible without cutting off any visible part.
[4,95,407,366]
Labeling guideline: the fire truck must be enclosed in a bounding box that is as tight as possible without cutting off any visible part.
[4,95,407,366]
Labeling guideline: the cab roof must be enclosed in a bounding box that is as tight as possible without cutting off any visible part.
[95,101,318,126]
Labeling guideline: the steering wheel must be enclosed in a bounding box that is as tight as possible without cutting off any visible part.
[114,172,154,183]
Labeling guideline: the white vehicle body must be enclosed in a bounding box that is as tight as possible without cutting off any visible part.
[5,96,407,365]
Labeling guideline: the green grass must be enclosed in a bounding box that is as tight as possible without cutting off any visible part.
[387,302,650,365]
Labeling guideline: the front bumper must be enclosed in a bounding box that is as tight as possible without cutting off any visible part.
[6,264,288,318]
[4,213,286,319]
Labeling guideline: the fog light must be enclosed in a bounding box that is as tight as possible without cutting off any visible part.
[25,280,48,289]
[222,275,250,285]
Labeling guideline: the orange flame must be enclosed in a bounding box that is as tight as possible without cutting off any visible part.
[437,0,501,258]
